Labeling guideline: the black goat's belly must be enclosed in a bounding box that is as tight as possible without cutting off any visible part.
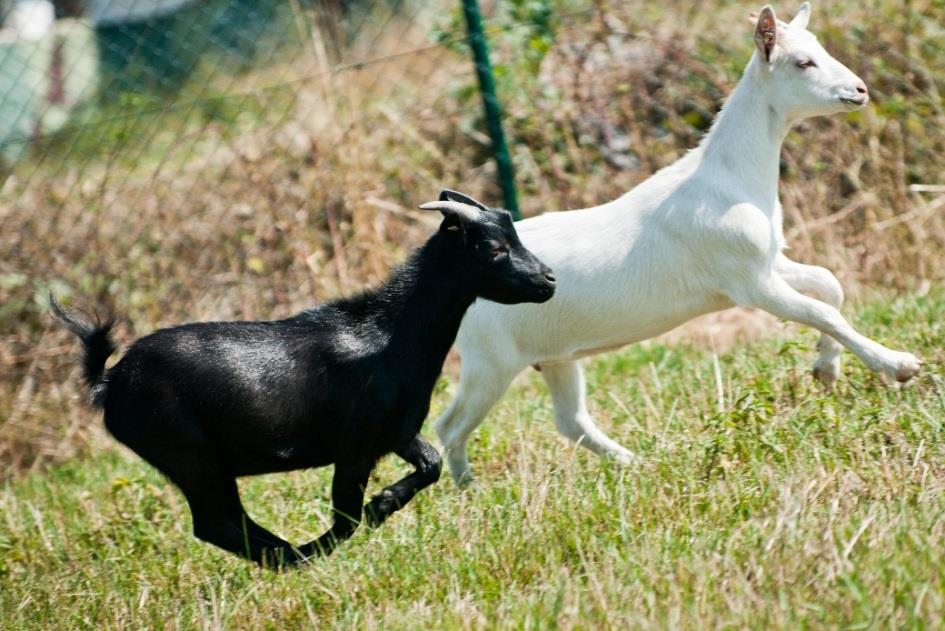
[223,440,335,476]
[230,453,333,477]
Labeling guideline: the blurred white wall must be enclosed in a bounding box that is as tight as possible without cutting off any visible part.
[87,0,194,25]
[5,0,54,40]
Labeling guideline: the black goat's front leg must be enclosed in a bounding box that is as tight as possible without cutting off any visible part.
[365,435,442,528]
[296,462,371,559]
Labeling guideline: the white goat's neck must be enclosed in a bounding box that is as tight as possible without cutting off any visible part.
[697,55,792,210]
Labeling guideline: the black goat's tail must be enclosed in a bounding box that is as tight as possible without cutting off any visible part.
[50,295,116,409]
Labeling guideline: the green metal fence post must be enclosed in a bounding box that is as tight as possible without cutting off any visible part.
[461,0,520,219]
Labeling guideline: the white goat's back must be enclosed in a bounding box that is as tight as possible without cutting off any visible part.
[457,155,741,367]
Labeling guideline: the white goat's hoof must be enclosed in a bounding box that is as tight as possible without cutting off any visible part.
[458,479,483,494]
[612,449,637,466]
[881,352,922,383]
[452,471,478,490]
[812,359,840,388]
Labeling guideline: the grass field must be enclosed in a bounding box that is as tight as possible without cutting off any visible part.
[2,289,942,628]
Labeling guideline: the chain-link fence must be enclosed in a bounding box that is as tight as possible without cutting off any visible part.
[2,0,943,474]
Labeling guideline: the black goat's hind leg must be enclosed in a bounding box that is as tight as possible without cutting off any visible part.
[297,462,371,558]
[365,435,442,528]
[118,422,302,569]
[185,478,302,569]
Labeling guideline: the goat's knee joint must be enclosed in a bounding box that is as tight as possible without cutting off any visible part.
[424,453,443,481]
[554,416,585,442]
[825,279,844,306]
[812,266,843,305]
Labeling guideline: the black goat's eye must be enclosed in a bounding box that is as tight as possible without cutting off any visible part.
[485,242,508,259]
[795,58,816,69]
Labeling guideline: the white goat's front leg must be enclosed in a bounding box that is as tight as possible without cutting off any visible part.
[541,361,636,464]
[436,361,517,486]
[775,254,844,386]
[736,274,920,382]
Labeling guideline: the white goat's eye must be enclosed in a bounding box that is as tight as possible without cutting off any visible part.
[795,59,816,69]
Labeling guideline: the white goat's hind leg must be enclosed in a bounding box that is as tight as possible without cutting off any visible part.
[436,362,517,486]
[739,274,921,382]
[541,361,636,464]
[776,255,845,386]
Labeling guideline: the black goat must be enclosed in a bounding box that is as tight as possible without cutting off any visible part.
[53,190,556,568]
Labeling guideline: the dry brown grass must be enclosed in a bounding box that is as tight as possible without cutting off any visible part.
[1,0,942,475]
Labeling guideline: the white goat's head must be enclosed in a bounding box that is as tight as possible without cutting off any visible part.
[751,2,868,120]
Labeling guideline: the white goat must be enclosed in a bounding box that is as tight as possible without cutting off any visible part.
[437,2,922,485]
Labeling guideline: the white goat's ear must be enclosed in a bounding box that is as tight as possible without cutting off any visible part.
[418,200,482,223]
[753,5,778,64]
[789,2,811,30]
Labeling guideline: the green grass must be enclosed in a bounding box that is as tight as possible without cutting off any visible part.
[2,291,945,628]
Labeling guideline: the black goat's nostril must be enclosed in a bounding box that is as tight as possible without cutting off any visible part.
[544,272,556,284]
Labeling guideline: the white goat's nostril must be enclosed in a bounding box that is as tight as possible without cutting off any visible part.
[856,83,867,95]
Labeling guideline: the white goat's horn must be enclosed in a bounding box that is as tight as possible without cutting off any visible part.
[418,200,482,222]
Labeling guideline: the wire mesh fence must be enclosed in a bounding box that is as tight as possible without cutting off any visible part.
[1,0,943,474]
[0,0,539,309]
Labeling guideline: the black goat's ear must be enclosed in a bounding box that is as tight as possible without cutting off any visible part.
[420,199,483,242]
[440,213,465,240]
[438,189,489,211]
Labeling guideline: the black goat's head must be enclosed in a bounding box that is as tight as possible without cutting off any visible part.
[419,190,556,305]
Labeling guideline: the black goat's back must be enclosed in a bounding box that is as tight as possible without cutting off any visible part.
[99,317,408,477]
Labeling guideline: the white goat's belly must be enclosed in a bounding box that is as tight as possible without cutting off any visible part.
[463,276,733,367]
[537,292,731,363]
